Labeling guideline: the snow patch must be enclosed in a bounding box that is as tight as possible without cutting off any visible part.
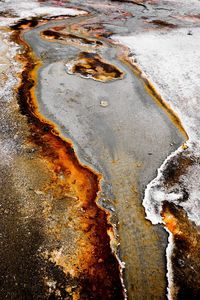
[113,26,200,299]
[113,28,200,226]
[0,0,87,27]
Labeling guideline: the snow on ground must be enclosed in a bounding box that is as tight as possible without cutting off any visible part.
[0,0,87,27]
[0,33,20,167]
[114,28,200,143]
[113,28,200,227]
[113,22,200,300]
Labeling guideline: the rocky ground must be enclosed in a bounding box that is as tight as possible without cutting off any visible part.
[0,1,199,299]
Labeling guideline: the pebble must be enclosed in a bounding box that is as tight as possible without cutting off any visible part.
[100,100,108,107]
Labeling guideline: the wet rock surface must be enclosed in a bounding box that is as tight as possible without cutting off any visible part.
[0,1,199,299]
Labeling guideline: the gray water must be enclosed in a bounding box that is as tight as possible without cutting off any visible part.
[24,16,184,299]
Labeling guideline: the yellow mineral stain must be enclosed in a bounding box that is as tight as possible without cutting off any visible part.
[11,19,125,299]
[66,51,124,82]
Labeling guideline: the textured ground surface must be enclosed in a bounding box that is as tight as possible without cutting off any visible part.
[0,1,199,299]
